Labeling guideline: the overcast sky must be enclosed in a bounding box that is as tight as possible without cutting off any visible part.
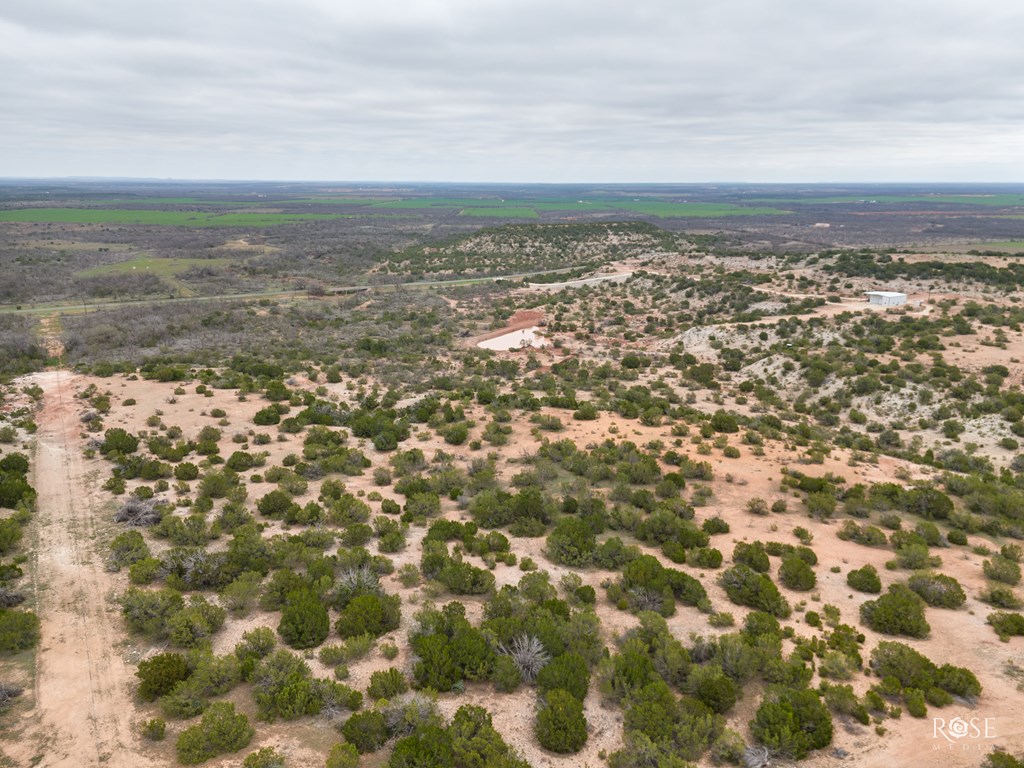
[2,0,1022,183]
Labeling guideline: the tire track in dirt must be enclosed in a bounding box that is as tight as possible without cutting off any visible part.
[6,370,155,768]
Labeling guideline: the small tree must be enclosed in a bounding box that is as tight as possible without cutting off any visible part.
[779,556,816,591]
[751,688,832,759]
[860,584,930,638]
[0,609,40,654]
[847,564,882,593]
[325,743,359,768]
[746,498,770,516]
[335,593,401,639]
[907,572,966,608]
[278,589,330,649]
[136,652,190,701]
[243,747,286,768]
[175,702,253,764]
[536,652,589,701]
[367,668,409,700]
[535,689,587,753]
[340,710,388,753]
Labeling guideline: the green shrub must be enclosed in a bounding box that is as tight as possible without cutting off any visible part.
[136,652,190,701]
[847,564,882,594]
[751,688,833,759]
[252,649,328,721]
[545,517,596,567]
[491,654,522,692]
[887,543,941,571]
[719,565,790,618]
[141,717,166,741]
[535,689,587,754]
[325,742,360,768]
[127,556,161,584]
[979,586,1023,609]
[390,724,453,767]
[988,611,1024,640]
[984,751,1024,768]
[935,664,982,699]
[732,541,769,573]
[947,529,968,546]
[409,602,494,691]
[926,686,954,707]
[101,427,139,456]
[0,519,23,555]
[702,517,730,535]
[340,709,388,753]
[779,556,816,591]
[367,668,408,700]
[121,588,184,639]
[709,728,747,765]
[243,747,286,768]
[688,547,723,569]
[174,462,200,481]
[335,593,401,639]
[0,608,40,653]
[167,597,227,649]
[233,627,276,678]
[109,530,151,570]
[907,572,966,608]
[536,652,589,701]
[689,665,739,714]
[904,688,928,718]
[175,702,253,764]
[984,557,1022,585]
[278,589,330,649]
[448,705,529,768]
[860,584,930,638]
[869,641,937,690]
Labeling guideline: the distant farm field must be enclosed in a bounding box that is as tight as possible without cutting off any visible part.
[609,202,790,217]
[364,197,788,218]
[751,194,1024,207]
[88,197,263,206]
[458,207,540,218]
[371,197,509,209]
[982,241,1024,250]
[0,208,347,227]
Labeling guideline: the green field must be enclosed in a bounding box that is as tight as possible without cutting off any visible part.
[288,197,397,206]
[750,194,1024,207]
[77,256,237,278]
[458,207,540,218]
[87,197,264,206]
[370,197,559,210]
[0,208,348,227]
[970,241,1024,250]
[368,196,787,217]
[609,202,789,217]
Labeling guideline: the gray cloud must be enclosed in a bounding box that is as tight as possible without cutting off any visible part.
[1,0,1022,181]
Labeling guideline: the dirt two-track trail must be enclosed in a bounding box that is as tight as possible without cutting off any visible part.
[6,370,155,768]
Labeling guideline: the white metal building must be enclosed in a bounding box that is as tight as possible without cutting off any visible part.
[865,290,907,306]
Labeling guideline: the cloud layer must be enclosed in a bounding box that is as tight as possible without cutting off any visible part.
[2,0,1022,181]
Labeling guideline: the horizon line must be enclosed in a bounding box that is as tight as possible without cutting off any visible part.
[2,176,1024,187]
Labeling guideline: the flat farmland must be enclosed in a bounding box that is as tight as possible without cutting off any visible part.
[0,208,349,227]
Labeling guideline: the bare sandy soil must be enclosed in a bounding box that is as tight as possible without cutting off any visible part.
[466,309,546,346]
[7,367,1024,768]
[4,370,157,768]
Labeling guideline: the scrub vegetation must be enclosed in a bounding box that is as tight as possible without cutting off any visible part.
[2,180,1024,767]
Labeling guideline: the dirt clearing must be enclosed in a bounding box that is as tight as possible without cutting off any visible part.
[3,370,155,768]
